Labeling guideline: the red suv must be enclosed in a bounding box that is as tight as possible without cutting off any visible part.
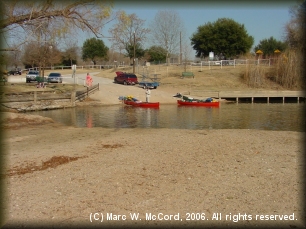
[114,71,138,85]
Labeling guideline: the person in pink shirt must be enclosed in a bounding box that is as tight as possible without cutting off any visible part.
[86,73,93,87]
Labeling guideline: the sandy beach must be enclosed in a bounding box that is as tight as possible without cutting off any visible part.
[1,68,305,228]
[1,115,304,228]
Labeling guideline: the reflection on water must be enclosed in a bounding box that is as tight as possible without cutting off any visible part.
[31,103,305,131]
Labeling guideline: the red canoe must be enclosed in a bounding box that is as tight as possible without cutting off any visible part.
[124,99,160,108]
[177,100,220,107]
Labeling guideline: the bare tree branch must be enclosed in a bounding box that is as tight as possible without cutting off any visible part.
[1,0,115,47]
[0,48,19,51]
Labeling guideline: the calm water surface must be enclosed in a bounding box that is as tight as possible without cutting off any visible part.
[31,103,305,132]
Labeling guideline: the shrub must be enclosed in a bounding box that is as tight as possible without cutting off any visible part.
[243,49,303,89]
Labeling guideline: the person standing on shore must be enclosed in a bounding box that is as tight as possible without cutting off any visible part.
[145,87,151,103]
[86,73,93,87]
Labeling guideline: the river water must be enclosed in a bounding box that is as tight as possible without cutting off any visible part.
[31,102,305,132]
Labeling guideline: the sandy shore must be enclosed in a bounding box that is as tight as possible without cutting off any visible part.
[1,115,304,228]
[1,71,305,228]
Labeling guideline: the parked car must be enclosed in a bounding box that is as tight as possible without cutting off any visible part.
[138,82,159,89]
[114,71,138,85]
[48,72,62,83]
[8,68,22,75]
[26,70,40,83]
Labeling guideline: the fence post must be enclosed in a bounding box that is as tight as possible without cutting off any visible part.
[71,91,76,105]
[34,91,37,104]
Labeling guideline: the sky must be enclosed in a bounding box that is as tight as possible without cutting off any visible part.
[79,0,298,59]
[2,0,299,61]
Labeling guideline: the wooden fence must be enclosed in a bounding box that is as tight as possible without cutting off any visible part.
[1,83,99,104]
[75,83,99,101]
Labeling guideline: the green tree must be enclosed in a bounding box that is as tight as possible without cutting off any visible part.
[190,18,254,59]
[145,46,167,62]
[125,42,145,60]
[82,38,108,65]
[254,37,288,58]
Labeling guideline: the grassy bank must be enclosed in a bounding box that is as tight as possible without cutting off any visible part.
[96,65,293,91]
[1,82,86,94]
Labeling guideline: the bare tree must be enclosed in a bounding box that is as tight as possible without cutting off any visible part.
[149,10,186,64]
[21,42,40,68]
[62,39,79,66]
[21,41,61,68]
[46,45,62,68]
[182,42,193,72]
[108,11,150,60]
[0,52,10,70]
[0,0,114,51]
[284,2,305,50]
[6,44,22,68]
[279,1,305,88]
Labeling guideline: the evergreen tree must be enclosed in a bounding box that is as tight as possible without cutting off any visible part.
[82,38,108,65]
[190,18,254,59]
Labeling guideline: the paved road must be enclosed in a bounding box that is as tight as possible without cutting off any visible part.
[61,72,112,85]
[6,75,26,83]
[61,72,177,104]
[5,73,181,105]
[89,73,174,104]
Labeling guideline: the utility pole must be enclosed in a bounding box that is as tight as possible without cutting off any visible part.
[42,33,46,80]
[133,31,136,74]
[180,31,182,65]
[38,29,42,75]
[166,39,169,66]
